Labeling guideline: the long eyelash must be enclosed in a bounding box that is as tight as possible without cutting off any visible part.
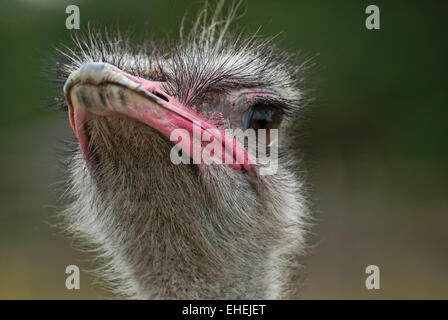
[250,97,293,115]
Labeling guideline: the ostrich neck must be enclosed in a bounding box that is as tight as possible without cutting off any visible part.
[64,117,306,299]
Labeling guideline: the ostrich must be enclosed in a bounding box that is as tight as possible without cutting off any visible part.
[53,1,311,299]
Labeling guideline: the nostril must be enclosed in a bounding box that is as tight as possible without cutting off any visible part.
[153,90,169,102]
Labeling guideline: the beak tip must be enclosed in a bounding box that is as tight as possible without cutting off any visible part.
[63,62,115,95]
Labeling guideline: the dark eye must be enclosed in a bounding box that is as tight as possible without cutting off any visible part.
[243,103,283,144]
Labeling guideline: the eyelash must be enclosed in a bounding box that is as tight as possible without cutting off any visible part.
[247,97,289,112]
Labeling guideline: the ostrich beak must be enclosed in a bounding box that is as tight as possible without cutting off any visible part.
[63,62,253,171]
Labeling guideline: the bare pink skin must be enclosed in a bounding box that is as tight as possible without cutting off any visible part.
[65,64,255,171]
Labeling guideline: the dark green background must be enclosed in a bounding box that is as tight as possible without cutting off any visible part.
[0,0,447,298]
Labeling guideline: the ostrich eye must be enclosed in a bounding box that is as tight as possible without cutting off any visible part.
[244,103,283,145]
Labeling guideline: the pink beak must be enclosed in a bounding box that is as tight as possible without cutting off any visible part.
[63,62,254,171]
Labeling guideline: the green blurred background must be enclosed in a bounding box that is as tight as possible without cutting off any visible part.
[0,0,447,299]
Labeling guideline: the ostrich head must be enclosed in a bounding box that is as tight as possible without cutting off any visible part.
[54,1,311,299]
